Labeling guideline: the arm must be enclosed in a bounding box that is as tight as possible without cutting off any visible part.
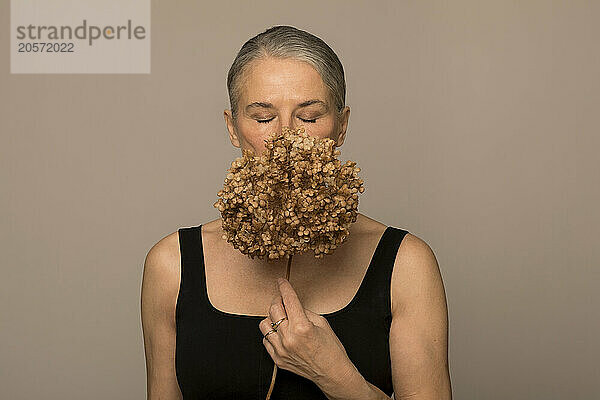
[388,233,452,400]
[141,232,183,400]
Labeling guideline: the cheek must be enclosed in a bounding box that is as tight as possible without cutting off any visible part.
[302,118,336,140]
[237,119,273,154]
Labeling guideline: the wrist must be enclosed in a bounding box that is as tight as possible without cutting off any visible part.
[315,361,375,400]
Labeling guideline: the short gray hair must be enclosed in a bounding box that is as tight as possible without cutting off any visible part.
[227,25,346,120]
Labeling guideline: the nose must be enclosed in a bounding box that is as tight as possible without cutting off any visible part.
[278,113,298,134]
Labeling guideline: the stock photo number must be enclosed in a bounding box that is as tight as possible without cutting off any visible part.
[17,42,74,53]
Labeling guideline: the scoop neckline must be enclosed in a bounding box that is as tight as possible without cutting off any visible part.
[198,224,390,320]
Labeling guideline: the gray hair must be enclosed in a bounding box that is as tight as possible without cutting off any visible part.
[227,25,346,120]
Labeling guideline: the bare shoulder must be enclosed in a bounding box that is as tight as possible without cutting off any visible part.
[352,214,439,287]
[394,232,439,271]
[141,230,182,328]
[201,217,225,237]
[352,214,444,312]
[391,232,444,312]
[353,212,388,234]
[145,229,181,262]
[143,230,181,292]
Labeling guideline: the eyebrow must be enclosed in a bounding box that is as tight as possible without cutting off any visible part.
[245,99,328,111]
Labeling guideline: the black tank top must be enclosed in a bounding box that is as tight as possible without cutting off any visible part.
[176,224,409,399]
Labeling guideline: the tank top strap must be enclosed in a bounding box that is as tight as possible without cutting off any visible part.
[351,226,409,320]
[177,224,204,298]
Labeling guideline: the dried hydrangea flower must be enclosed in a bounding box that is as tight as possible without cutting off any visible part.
[213,125,365,260]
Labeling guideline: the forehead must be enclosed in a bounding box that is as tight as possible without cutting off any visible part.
[239,57,330,105]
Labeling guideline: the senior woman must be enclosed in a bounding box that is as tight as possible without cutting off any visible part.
[141,25,452,400]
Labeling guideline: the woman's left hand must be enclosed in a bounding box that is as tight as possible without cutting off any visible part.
[259,277,357,386]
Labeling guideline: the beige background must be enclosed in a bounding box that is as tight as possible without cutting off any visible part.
[1,1,598,399]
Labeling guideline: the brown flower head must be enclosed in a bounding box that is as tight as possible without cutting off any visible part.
[213,126,365,260]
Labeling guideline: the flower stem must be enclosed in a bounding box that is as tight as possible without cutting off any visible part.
[265,253,293,399]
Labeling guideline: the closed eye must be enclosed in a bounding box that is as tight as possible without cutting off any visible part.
[257,117,317,124]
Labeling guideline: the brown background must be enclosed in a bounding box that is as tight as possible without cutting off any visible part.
[1,1,598,399]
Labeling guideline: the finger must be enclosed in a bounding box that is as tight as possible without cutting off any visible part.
[259,317,284,349]
[262,336,279,365]
[277,277,308,324]
[258,317,273,337]
[269,295,289,329]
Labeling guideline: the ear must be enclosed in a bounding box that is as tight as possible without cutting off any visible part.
[334,106,350,147]
[224,109,241,148]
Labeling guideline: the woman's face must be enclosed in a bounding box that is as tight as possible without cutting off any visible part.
[224,57,350,156]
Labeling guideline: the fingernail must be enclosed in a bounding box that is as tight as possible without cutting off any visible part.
[277,277,285,285]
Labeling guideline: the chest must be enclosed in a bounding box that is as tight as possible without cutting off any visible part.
[201,229,384,317]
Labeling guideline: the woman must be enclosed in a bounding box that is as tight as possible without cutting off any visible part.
[141,25,452,399]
